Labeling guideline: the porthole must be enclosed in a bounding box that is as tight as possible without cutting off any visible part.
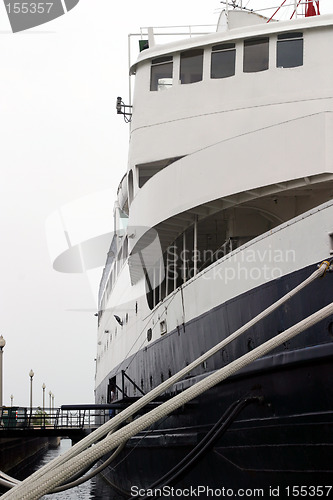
[160,320,167,335]
[328,321,333,339]
[147,328,152,342]
[247,338,255,351]
[222,349,229,363]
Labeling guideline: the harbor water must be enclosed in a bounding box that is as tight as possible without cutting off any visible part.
[15,439,123,500]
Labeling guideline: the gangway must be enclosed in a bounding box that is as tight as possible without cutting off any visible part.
[0,401,172,441]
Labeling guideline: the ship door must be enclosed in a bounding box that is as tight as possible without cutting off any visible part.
[107,377,117,403]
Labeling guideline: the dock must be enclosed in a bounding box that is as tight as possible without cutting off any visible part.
[0,405,119,442]
[0,400,168,442]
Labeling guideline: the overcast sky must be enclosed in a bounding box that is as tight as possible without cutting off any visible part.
[0,0,221,408]
[0,0,330,409]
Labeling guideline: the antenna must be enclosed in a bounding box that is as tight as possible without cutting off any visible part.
[220,1,253,12]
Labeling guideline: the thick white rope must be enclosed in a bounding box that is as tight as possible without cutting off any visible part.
[1,262,329,494]
[1,261,330,497]
[5,298,333,499]
[51,441,127,493]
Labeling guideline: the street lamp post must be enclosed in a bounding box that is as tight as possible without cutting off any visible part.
[10,394,13,407]
[0,336,6,408]
[49,390,52,411]
[52,393,54,412]
[42,383,46,413]
[29,369,34,411]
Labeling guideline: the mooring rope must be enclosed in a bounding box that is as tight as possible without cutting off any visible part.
[2,260,332,499]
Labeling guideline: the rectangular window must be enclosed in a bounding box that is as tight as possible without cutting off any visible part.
[150,56,173,91]
[180,49,204,84]
[211,43,236,79]
[243,37,269,73]
[277,32,303,68]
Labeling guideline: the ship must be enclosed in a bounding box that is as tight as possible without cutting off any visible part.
[95,1,333,497]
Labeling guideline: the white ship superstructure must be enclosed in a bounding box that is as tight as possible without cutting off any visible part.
[95,2,333,492]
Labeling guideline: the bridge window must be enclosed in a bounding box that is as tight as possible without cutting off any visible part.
[211,43,236,79]
[150,56,173,91]
[277,32,303,68]
[180,49,204,84]
[243,37,269,73]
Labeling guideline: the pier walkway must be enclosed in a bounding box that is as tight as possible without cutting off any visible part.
[0,399,167,441]
[0,404,122,442]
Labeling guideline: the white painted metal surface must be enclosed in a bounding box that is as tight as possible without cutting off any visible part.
[95,4,333,388]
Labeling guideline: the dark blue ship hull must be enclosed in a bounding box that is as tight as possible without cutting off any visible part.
[95,263,333,498]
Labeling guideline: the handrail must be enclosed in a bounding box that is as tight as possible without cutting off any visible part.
[0,406,114,431]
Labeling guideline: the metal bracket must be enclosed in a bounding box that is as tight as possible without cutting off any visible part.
[116,96,132,123]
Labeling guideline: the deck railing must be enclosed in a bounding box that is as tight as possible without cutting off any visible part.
[0,405,114,431]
